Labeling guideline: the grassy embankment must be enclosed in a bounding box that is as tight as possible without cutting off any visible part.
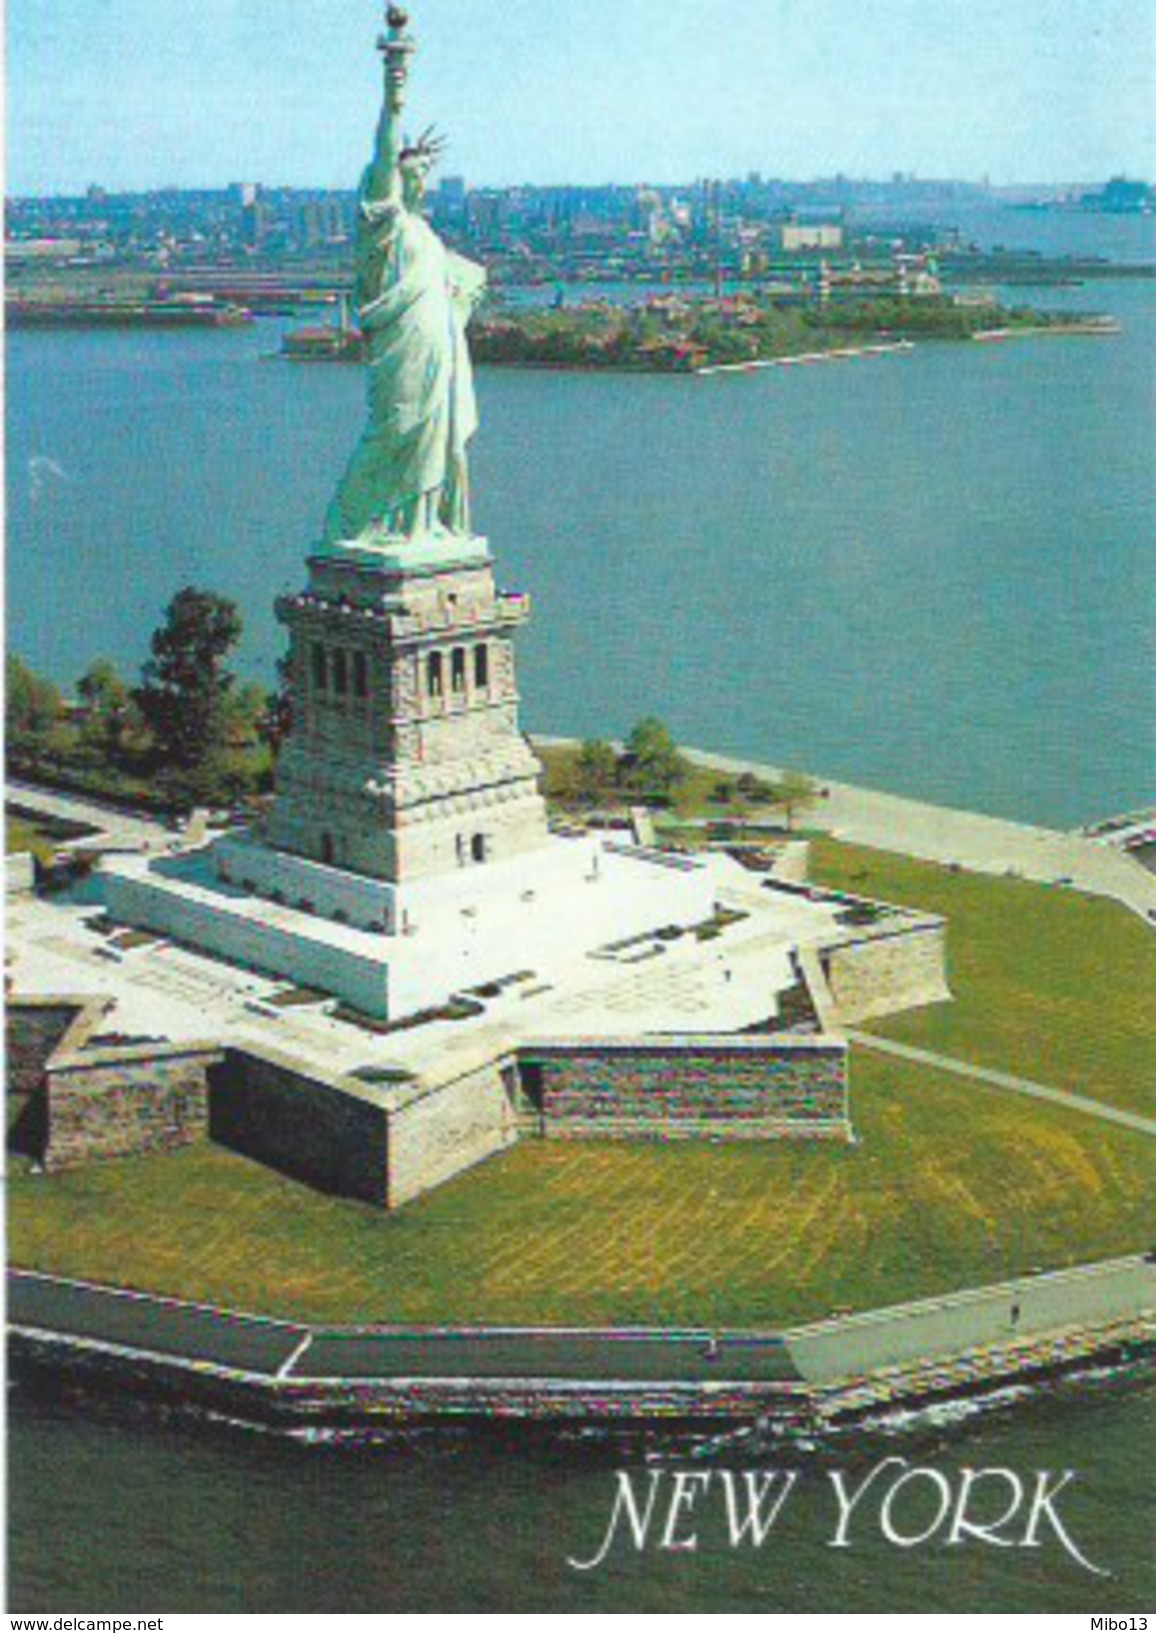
[810,841,1156,1120]
[7,1053,1150,1327]
[6,816,61,862]
[9,838,1153,1326]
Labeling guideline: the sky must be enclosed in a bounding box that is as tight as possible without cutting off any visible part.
[7,0,1156,195]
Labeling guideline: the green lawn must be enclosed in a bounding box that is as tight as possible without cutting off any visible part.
[811,840,1156,1118]
[536,741,800,827]
[9,1052,1153,1327]
[5,816,58,862]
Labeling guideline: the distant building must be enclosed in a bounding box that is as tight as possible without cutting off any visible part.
[778,221,845,253]
[293,197,350,248]
[1080,176,1152,214]
[5,238,84,262]
[894,253,942,298]
[242,199,270,248]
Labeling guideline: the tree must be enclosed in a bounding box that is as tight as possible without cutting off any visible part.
[623,716,687,802]
[736,770,776,803]
[774,770,819,831]
[77,658,131,757]
[136,589,243,770]
[6,655,62,750]
[257,655,294,759]
[223,680,269,747]
[574,738,619,805]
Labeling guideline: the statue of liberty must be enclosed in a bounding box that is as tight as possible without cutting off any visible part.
[324,7,486,546]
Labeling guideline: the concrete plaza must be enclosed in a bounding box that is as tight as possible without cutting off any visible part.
[7,843,846,1087]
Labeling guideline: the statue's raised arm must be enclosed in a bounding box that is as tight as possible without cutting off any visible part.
[323,6,487,549]
[364,5,412,205]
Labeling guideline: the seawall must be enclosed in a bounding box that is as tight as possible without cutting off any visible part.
[10,1258,1153,1433]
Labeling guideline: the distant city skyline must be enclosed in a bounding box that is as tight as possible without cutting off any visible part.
[8,0,1155,196]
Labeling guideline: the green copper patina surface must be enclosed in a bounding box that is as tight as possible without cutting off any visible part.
[323,7,486,549]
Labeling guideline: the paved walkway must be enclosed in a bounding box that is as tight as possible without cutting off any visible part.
[848,1031,1156,1138]
[8,1270,305,1374]
[787,1256,1155,1385]
[6,1272,796,1384]
[7,779,170,852]
[11,1260,1151,1396]
[679,746,1156,924]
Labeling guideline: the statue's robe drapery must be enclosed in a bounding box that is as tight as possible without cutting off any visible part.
[324,183,485,543]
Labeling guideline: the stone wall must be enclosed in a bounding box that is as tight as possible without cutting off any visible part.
[518,1036,850,1139]
[7,997,111,1161]
[387,1058,520,1209]
[207,1047,516,1210]
[46,1042,219,1170]
[821,920,949,1025]
[6,998,105,1098]
[208,1046,391,1206]
[207,1036,844,1207]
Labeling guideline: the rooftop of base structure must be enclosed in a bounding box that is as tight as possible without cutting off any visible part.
[8,845,849,1089]
[105,828,716,954]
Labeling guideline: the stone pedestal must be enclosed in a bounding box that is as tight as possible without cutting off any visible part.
[102,531,721,1023]
[263,534,548,885]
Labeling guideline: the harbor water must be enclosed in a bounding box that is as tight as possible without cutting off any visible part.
[7,220,1155,829]
[8,1373,1154,1611]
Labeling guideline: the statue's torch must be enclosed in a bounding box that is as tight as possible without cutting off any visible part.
[378,6,417,117]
